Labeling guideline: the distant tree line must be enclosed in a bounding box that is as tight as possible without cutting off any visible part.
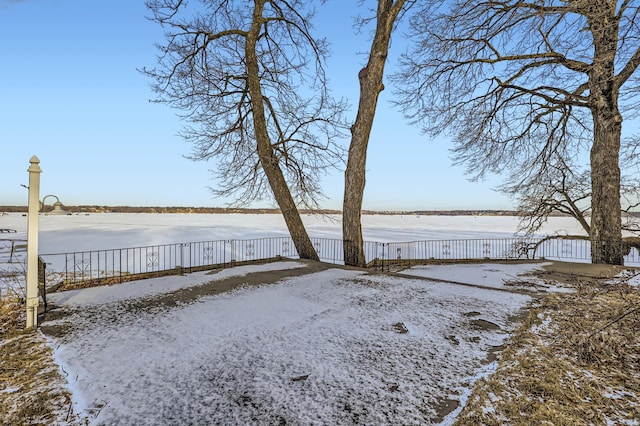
[0,205,552,216]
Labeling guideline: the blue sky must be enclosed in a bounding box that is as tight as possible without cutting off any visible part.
[0,0,513,211]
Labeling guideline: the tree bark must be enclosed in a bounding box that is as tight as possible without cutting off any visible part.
[343,0,404,267]
[246,0,318,261]
[588,4,624,265]
[590,112,623,264]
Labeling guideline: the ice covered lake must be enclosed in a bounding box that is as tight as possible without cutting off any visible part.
[0,212,587,254]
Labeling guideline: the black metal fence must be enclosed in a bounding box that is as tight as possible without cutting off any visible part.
[0,239,27,296]
[40,237,291,288]
[0,238,27,265]
[383,237,640,266]
[34,235,640,289]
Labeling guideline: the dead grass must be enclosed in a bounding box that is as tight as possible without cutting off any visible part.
[0,297,79,426]
[455,277,640,425]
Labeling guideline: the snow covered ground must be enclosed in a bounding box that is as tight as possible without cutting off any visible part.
[45,259,538,425]
[0,213,590,424]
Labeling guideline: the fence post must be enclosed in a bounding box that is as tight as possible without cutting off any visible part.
[38,256,47,312]
[382,243,387,272]
[231,240,236,266]
[26,155,41,329]
[179,243,184,275]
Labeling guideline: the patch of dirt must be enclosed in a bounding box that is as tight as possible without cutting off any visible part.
[446,335,460,346]
[485,344,504,364]
[532,260,633,285]
[433,397,460,420]
[469,318,500,331]
[392,322,409,333]
[39,321,71,338]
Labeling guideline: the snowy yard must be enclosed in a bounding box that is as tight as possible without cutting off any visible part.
[43,260,540,425]
[5,213,636,424]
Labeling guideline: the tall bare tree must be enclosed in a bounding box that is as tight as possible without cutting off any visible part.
[503,149,640,238]
[343,0,408,267]
[144,0,348,260]
[501,154,593,236]
[394,0,640,265]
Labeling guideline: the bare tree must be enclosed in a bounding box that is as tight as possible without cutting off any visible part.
[394,0,640,265]
[343,0,409,267]
[143,0,348,260]
[504,152,640,239]
[620,135,640,233]
[501,155,592,236]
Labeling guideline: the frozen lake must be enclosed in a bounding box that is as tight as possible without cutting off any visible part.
[0,212,587,254]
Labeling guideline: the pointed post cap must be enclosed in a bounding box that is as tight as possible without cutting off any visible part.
[28,155,41,173]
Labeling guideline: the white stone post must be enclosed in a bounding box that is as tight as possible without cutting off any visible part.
[26,155,41,329]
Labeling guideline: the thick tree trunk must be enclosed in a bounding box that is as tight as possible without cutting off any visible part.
[246,0,318,261]
[590,113,623,265]
[259,145,319,261]
[588,5,624,265]
[343,139,368,266]
[343,0,403,267]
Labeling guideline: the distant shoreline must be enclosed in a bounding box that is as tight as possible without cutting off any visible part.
[0,205,528,216]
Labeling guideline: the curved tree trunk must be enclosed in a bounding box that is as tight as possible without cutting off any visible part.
[246,0,318,261]
[258,145,319,261]
[343,0,404,267]
[588,5,623,265]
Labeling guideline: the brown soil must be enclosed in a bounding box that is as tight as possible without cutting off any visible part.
[532,260,634,285]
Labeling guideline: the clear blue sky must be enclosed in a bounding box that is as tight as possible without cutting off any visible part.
[0,0,513,211]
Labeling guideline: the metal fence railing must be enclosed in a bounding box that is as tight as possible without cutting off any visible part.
[0,239,28,298]
[386,238,534,263]
[18,235,640,289]
[39,237,291,289]
[0,238,27,265]
[383,237,640,266]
